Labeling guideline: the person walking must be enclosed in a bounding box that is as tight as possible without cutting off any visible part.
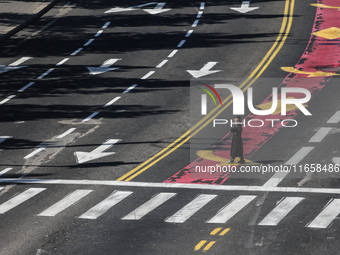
[227,116,245,164]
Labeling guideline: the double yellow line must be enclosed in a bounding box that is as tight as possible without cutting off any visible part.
[118,0,295,182]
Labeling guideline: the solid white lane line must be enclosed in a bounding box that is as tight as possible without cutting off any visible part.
[0,168,13,176]
[0,95,16,105]
[327,111,340,124]
[79,191,132,219]
[123,84,138,93]
[156,60,168,68]
[83,39,95,47]
[102,22,111,29]
[207,195,257,223]
[197,11,203,18]
[38,190,92,217]
[177,40,186,48]
[24,147,46,159]
[309,127,332,142]
[141,71,155,80]
[57,128,77,139]
[56,58,69,66]
[81,112,99,122]
[165,194,217,223]
[10,57,32,66]
[192,20,199,27]
[0,188,46,214]
[18,82,35,92]
[168,50,178,58]
[94,30,103,37]
[200,2,205,9]
[104,96,121,107]
[258,197,305,226]
[285,147,314,165]
[122,193,176,220]
[71,48,83,56]
[307,199,340,228]
[37,68,55,79]
[185,30,194,37]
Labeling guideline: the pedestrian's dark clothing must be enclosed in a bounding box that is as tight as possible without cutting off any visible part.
[230,124,243,159]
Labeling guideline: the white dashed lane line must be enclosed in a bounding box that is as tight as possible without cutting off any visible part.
[185,30,193,37]
[156,60,168,68]
[94,30,103,37]
[56,58,70,66]
[309,127,332,143]
[141,71,155,80]
[177,40,186,48]
[168,50,178,58]
[84,39,95,46]
[57,128,77,139]
[0,95,16,105]
[82,112,100,123]
[327,111,340,124]
[104,96,121,107]
[70,48,83,56]
[37,68,55,79]
[24,147,46,159]
[123,84,138,93]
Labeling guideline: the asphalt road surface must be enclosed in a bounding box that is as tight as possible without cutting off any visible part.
[1,0,340,254]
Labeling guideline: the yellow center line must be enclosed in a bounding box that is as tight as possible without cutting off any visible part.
[194,240,208,251]
[203,241,216,252]
[210,228,222,235]
[219,228,231,236]
[118,0,294,182]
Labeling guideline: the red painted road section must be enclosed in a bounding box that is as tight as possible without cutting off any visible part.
[164,0,340,184]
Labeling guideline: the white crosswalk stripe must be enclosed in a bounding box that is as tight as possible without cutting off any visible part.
[79,191,132,220]
[258,197,305,226]
[38,190,92,217]
[207,195,257,224]
[0,188,45,214]
[122,192,176,220]
[0,187,339,228]
[307,199,340,228]
[165,194,217,223]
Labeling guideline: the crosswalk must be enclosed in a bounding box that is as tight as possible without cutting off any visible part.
[0,187,339,228]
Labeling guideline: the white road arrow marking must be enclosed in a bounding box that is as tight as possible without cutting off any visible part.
[105,2,170,15]
[143,3,171,14]
[87,58,121,75]
[74,139,121,164]
[230,1,259,13]
[0,57,31,74]
[187,62,221,78]
[0,136,11,144]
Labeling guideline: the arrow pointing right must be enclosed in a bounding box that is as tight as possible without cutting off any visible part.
[230,1,259,13]
[0,57,31,74]
[87,59,121,75]
[187,62,221,78]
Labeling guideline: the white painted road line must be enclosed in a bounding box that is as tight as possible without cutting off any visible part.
[71,48,83,56]
[94,30,103,37]
[83,39,94,47]
[262,171,289,187]
[192,20,199,27]
[57,128,77,139]
[0,188,45,214]
[38,190,92,217]
[56,58,69,66]
[258,197,305,226]
[122,193,176,220]
[0,168,13,176]
[0,95,15,105]
[0,136,11,144]
[285,147,314,165]
[104,96,121,107]
[81,112,99,122]
[307,199,340,228]
[309,127,332,142]
[168,50,178,58]
[327,111,340,124]
[102,22,111,29]
[200,2,205,10]
[177,40,186,48]
[141,71,155,80]
[197,11,203,18]
[18,82,35,92]
[5,179,340,194]
[165,194,217,223]
[207,195,256,223]
[185,30,194,37]
[24,147,46,159]
[156,59,168,68]
[79,191,132,219]
[37,68,55,79]
[10,57,32,66]
[123,84,137,93]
